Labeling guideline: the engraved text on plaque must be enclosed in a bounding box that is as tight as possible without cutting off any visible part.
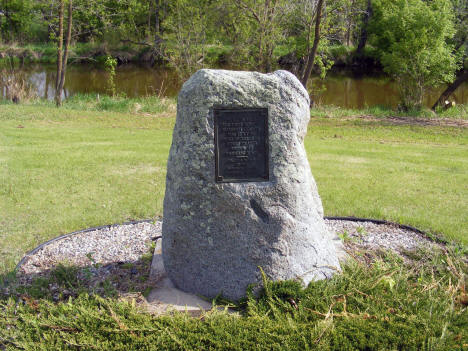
[214,108,269,183]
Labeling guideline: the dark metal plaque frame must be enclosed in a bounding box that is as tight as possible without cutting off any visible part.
[214,107,269,183]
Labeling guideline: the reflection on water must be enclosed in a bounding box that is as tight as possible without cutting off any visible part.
[0,64,180,101]
[1,63,467,109]
[310,72,468,109]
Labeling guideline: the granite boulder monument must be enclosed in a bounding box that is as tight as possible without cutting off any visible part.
[161,69,341,301]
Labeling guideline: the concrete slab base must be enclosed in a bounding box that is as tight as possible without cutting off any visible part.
[145,239,214,316]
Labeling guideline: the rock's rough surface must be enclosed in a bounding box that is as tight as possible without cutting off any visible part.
[162,69,341,300]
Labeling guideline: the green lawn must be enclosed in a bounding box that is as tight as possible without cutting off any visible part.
[0,104,174,274]
[0,101,467,350]
[306,118,467,243]
[0,103,467,275]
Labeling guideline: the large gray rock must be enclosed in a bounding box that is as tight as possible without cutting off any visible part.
[162,69,341,301]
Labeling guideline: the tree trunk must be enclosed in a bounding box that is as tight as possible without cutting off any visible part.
[346,0,355,47]
[48,5,54,41]
[154,0,161,45]
[346,21,351,47]
[56,0,72,107]
[300,0,324,88]
[356,0,371,54]
[299,6,314,79]
[148,0,152,39]
[55,0,64,99]
[431,69,468,111]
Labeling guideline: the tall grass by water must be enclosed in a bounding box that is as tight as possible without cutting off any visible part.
[2,93,466,119]
[0,93,176,115]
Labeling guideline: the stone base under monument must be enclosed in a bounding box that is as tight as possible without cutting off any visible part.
[147,239,216,316]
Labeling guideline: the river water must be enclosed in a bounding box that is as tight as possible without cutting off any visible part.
[2,63,467,109]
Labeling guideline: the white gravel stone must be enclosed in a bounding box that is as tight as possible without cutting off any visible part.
[19,221,161,275]
[17,219,442,284]
[325,219,439,253]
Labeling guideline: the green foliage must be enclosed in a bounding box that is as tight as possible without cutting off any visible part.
[235,0,287,72]
[277,0,353,84]
[161,0,209,79]
[328,44,352,61]
[248,251,467,350]
[369,0,459,111]
[1,0,464,104]
[204,44,233,65]
[0,0,39,43]
[1,250,466,350]
[438,103,468,119]
[338,230,354,243]
[104,55,117,96]
[13,263,90,299]
[450,0,468,55]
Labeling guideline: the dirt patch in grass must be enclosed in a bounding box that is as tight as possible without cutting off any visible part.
[354,115,468,127]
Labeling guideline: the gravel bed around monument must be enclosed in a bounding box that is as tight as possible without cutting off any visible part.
[18,221,162,275]
[13,222,162,299]
[324,219,439,253]
[13,219,443,298]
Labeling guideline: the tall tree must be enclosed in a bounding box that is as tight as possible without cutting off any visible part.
[55,0,72,107]
[234,0,287,72]
[432,0,467,110]
[369,0,458,110]
[55,0,64,99]
[356,0,371,54]
[300,0,324,87]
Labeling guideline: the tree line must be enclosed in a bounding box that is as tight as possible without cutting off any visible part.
[1,0,467,110]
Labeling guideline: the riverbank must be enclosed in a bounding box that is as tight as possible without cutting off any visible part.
[0,43,157,65]
[0,42,233,66]
[1,94,467,120]
[0,42,379,71]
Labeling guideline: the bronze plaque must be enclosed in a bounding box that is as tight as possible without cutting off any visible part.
[214,108,269,183]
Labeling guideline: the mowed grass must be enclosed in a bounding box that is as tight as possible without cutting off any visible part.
[0,104,174,274]
[306,117,467,243]
[0,102,467,275]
